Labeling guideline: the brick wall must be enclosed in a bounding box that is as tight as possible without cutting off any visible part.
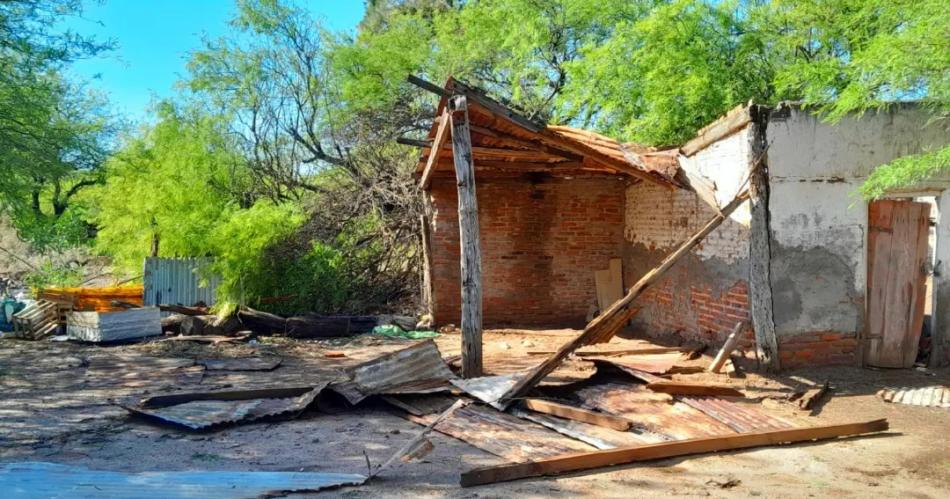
[624,181,753,347]
[428,174,625,327]
[778,332,858,368]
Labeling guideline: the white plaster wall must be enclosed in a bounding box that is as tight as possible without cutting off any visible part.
[766,104,950,337]
[626,127,753,263]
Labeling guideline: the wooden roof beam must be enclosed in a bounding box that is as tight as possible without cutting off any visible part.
[419,108,451,189]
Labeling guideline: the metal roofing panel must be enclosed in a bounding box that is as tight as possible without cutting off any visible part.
[679,396,797,433]
[115,384,326,430]
[575,382,735,441]
[143,257,219,308]
[1,462,365,499]
[411,404,595,463]
[331,340,456,404]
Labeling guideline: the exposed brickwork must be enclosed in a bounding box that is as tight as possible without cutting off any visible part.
[778,331,859,368]
[428,174,625,327]
[625,177,750,263]
[635,275,753,347]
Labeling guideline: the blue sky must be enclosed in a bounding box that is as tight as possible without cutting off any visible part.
[61,1,365,123]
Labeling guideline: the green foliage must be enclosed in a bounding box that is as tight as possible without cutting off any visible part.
[0,1,115,248]
[860,145,950,200]
[564,0,773,144]
[207,201,305,305]
[24,260,84,290]
[90,104,248,270]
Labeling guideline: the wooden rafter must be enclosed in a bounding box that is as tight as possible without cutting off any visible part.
[419,108,451,189]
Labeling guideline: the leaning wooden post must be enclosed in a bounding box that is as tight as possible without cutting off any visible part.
[449,94,483,378]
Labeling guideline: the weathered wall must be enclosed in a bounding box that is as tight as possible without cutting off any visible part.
[428,174,625,327]
[625,128,754,348]
[933,191,950,366]
[766,104,950,367]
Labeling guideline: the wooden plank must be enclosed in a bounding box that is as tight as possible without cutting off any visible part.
[708,321,745,373]
[645,381,744,398]
[681,104,753,157]
[498,184,754,405]
[594,269,612,311]
[460,419,889,487]
[419,109,451,189]
[523,399,632,432]
[798,380,830,411]
[449,95,483,378]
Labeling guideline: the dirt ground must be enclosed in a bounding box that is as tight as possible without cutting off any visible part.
[1,329,948,498]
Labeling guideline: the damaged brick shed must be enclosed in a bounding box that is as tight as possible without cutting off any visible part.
[415,77,950,372]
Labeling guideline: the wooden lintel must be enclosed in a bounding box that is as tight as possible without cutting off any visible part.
[460,419,889,487]
[522,399,632,432]
[419,109,451,190]
[449,95,483,378]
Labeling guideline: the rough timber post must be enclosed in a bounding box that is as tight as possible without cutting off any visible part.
[449,94,483,378]
[748,107,780,371]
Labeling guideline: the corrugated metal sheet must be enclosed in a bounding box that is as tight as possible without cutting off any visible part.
[143,257,219,308]
[1,462,366,498]
[575,382,735,441]
[508,408,650,450]
[330,340,456,404]
[878,385,950,407]
[410,404,595,463]
[678,396,796,433]
[66,307,162,342]
[116,384,326,430]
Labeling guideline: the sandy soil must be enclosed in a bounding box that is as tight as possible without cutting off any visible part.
[1,330,948,498]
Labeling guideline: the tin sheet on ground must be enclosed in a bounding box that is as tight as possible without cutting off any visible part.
[115,383,327,430]
[1,462,365,499]
[409,403,595,462]
[678,395,796,432]
[197,356,282,371]
[576,382,736,440]
[330,340,456,404]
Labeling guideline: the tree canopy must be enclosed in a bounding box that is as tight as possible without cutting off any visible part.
[4,0,947,301]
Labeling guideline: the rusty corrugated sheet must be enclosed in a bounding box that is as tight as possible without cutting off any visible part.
[1,462,366,498]
[575,382,735,441]
[143,257,219,308]
[40,286,143,312]
[508,407,652,450]
[410,404,595,463]
[330,340,456,404]
[678,396,796,433]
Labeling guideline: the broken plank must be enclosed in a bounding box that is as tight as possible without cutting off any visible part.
[460,419,889,487]
[708,321,745,373]
[798,381,830,411]
[522,399,632,432]
[646,381,744,398]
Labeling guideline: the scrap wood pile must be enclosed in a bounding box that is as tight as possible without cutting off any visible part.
[112,337,890,489]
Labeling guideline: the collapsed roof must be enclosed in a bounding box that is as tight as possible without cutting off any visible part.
[413,77,682,189]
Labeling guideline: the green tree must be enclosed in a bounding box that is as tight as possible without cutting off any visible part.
[0,0,115,249]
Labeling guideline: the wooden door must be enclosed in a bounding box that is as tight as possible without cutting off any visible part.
[865,200,931,368]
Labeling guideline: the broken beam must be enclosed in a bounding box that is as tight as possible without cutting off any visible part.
[460,419,889,487]
[419,109,451,189]
[522,399,632,432]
